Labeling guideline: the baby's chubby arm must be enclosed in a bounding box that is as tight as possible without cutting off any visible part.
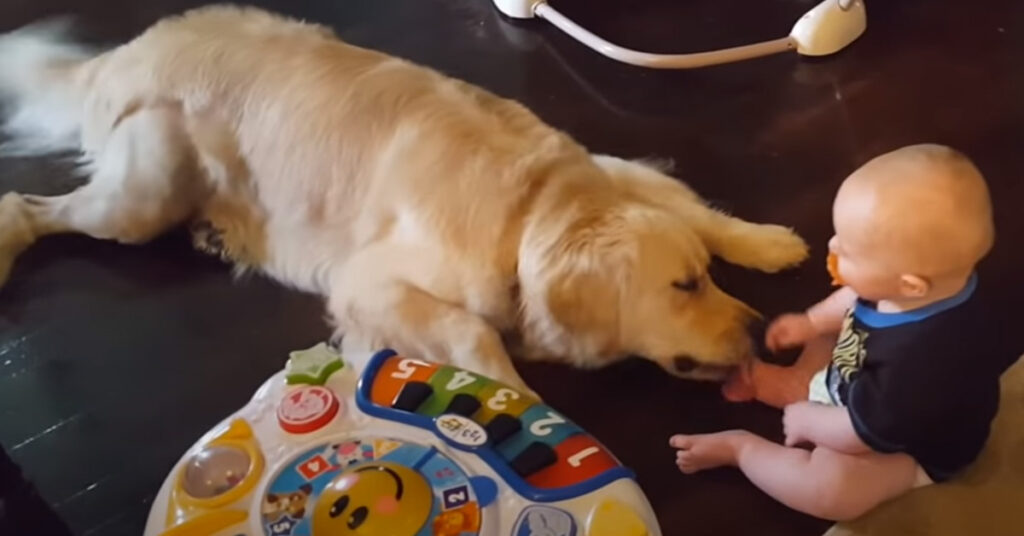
[766,287,857,351]
[783,401,872,454]
[806,286,859,334]
[724,287,860,406]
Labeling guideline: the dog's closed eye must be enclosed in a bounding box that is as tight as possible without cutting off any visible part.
[672,278,700,292]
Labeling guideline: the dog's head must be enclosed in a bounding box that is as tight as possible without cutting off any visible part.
[518,158,805,380]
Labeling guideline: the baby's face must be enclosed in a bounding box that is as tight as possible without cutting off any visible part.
[830,145,992,303]
[827,233,900,302]
[830,185,906,302]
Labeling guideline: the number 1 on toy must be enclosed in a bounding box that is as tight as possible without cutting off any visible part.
[567,447,600,467]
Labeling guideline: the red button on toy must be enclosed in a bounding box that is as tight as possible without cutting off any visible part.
[526,434,619,489]
[277,386,340,434]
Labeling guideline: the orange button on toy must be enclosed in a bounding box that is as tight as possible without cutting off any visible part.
[277,386,340,434]
[370,356,440,406]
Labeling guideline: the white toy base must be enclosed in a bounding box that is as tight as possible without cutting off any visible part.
[145,346,661,536]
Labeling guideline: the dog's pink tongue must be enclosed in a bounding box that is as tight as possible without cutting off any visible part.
[721,369,756,402]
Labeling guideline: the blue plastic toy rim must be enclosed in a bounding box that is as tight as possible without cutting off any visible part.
[355,349,636,503]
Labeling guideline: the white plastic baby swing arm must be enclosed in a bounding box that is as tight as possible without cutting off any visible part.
[492,0,867,69]
[535,3,795,69]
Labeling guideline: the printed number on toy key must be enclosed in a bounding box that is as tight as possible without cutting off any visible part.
[567,447,600,467]
[446,370,477,390]
[530,412,567,436]
[391,358,430,379]
[486,388,520,411]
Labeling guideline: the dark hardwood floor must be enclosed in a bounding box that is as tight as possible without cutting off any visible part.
[1,1,1020,534]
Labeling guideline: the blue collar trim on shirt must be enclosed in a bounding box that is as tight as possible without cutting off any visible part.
[854,273,978,328]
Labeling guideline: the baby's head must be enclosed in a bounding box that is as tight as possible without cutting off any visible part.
[829,144,994,303]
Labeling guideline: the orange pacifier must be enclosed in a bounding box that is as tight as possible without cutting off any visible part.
[826,252,844,287]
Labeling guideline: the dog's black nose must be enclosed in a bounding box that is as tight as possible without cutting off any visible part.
[673,355,699,373]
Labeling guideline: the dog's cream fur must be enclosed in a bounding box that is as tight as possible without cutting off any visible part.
[0,6,807,389]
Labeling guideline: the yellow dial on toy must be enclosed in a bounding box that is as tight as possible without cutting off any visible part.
[312,462,432,536]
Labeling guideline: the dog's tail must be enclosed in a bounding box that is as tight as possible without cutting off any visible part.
[0,18,96,156]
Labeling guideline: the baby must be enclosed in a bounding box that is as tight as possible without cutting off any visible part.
[669,144,1012,521]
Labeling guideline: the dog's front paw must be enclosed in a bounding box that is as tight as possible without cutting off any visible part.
[190,219,229,260]
[747,225,809,273]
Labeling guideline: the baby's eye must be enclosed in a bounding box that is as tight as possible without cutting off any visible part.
[672,278,700,292]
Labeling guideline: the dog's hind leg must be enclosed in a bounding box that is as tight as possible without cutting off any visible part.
[0,106,206,287]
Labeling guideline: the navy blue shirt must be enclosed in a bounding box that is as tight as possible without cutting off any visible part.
[822,275,1014,481]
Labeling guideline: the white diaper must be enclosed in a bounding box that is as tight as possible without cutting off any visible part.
[807,366,834,405]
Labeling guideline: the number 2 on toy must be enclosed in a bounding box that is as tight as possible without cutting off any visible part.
[530,412,567,436]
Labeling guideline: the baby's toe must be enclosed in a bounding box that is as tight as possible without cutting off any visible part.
[669,435,695,449]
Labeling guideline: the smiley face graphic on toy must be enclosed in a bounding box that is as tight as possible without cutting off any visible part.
[312,461,433,535]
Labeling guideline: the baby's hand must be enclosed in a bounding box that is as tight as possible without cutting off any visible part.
[782,401,818,447]
[766,313,817,352]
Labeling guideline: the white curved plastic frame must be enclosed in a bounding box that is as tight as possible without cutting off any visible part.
[493,0,867,69]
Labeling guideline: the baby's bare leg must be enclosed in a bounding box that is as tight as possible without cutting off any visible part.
[723,334,836,408]
[670,432,919,521]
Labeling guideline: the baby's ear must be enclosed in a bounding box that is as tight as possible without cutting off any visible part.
[898,274,930,297]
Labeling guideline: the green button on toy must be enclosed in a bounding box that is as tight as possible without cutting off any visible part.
[285,343,345,385]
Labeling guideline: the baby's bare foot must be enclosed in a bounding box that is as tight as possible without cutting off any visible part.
[669,430,753,474]
[749,361,814,409]
[722,360,813,409]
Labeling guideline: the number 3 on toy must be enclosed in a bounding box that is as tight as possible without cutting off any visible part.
[486,388,520,411]
[391,358,430,379]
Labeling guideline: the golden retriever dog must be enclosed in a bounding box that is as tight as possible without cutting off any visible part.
[0,6,807,390]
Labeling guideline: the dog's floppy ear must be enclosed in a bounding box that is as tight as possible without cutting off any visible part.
[593,155,808,273]
[544,258,621,357]
[519,207,633,360]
